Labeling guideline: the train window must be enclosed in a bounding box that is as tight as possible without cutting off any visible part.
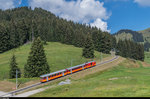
[43,77,46,79]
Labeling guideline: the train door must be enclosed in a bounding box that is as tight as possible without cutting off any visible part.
[66,69,70,74]
[40,77,47,82]
[47,77,48,81]
[84,63,87,69]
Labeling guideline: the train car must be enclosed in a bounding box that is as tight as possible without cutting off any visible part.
[40,61,96,83]
[40,69,66,83]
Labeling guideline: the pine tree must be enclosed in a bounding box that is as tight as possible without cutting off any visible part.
[9,54,21,79]
[0,24,11,53]
[92,30,101,52]
[24,37,50,78]
[82,33,94,59]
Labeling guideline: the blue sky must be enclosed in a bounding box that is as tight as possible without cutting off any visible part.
[101,0,150,33]
[1,0,150,34]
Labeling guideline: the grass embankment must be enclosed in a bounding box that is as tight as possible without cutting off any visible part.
[31,57,150,97]
[144,52,150,64]
[0,42,109,81]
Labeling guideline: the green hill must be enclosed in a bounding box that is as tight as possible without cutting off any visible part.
[0,7,113,55]
[31,56,150,97]
[0,42,110,80]
[114,28,150,51]
[138,28,150,42]
[114,29,144,43]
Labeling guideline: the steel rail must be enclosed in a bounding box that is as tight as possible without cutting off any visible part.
[0,55,119,97]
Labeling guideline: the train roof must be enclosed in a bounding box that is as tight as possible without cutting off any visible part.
[66,61,95,70]
[40,69,66,78]
[67,63,84,70]
[40,61,95,78]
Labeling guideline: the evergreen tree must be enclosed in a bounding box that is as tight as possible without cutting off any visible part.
[24,37,50,78]
[82,33,94,58]
[144,42,150,51]
[0,7,116,55]
[92,30,101,52]
[9,54,21,79]
[0,24,11,53]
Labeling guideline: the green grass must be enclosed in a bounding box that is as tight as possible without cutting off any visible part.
[0,42,110,80]
[8,77,39,84]
[31,59,150,97]
[144,52,150,64]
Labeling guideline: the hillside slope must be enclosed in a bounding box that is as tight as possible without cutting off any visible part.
[0,42,110,80]
[114,28,150,51]
[0,7,113,54]
[138,28,150,42]
[31,57,150,97]
[114,29,144,43]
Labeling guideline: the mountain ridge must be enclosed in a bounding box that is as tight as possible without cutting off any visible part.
[114,28,150,51]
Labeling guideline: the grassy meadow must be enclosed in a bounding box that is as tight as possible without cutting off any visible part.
[31,59,150,97]
[144,52,150,64]
[0,42,110,80]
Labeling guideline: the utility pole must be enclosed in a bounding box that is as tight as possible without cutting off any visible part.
[111,50,113,57]
[16,69,18,90]
[100,52,103,63]
[71,59,73,67]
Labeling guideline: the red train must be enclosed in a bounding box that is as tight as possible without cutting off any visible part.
[40,61,96,83]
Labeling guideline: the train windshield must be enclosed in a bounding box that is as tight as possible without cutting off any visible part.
[40,77,46,80]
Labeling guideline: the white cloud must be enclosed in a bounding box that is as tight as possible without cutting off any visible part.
[90,18,110,32]
[134,0,150,7]
[0,0,15,10]
[104,0,129,2]
[18,0,22,5]
[29,0,111,32]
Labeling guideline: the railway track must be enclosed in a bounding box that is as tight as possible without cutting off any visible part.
[0,55,119,97]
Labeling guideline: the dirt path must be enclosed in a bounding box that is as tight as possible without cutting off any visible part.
[0,91,6,96]
[0,81,16,92]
